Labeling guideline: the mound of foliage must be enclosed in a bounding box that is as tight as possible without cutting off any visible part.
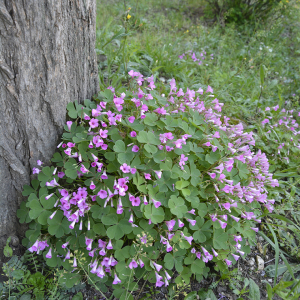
[18,71,281,298]
[205,0,283,25]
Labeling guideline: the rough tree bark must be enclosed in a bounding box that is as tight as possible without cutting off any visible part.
[0,0,99,256]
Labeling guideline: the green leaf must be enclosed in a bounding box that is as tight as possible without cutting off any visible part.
[17,201,31,223]
[65,168,78,180]
[164,248,186,272]
[117,152,134,165]
[191,259,205,274]
[144,205,165,224]
[265,264,287,278]
[237,160,249,179]
[168,196,187,218]
[184,291,197,300]
[72,292,83,300]
[102,214,118,225]
[193,217,212,243]
[144,144,157,154]
[113,140,126,153]
[205,151,220,164]
[213,228,229,249]
[67,102,77,118]
[106,219,132,240]
[137,131,148,143]
[47,211,71,238]
[153,151,166,163]
[147,132,160,145]
[12,269,24,280]
[197,203,207,217]
[28,200,44,219]
[4,238,13,257]
[51,152,63,163]
[104,152,116,161]
[22,185,36,196]
[175,180,189,190]
[93,223,106,235]
[143,113,158,126]
[249,279,260,300]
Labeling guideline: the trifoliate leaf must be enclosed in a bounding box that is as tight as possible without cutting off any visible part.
[168,196,187,218]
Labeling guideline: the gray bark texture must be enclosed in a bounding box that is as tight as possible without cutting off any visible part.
[0,0,99,257]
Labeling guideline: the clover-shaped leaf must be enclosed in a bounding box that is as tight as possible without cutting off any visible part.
[144,204,164,224]
[168,196,187,218]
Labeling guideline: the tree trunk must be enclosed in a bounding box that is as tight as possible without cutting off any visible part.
[0,0,99,256]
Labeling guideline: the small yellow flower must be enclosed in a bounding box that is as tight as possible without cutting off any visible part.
[128,7,131,10]
[127,14,131,19]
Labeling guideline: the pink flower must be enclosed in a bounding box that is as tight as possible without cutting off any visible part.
[128,116,135,123]
[166,220,176,231]
[139,259,145,268]
[178,219,184,228]
[57,172,65,178]
[208,172,216,179]
[152,262,162,272]
[73,256,77,267]
[225,259,232,266]
[45,193,53,200]
[206,85,213,93]
[66,121,72,131]
[120,163,131,173]
[184,235,193,245]
[62,242,69,249]
[131,197,141,207]
[132,145,139,152]
[234,235,242,242]
[45,248,52,259]
[113,273,121,284]
[166,241,172,252]
[187,219,196,226]
[222,203,231,211]
[212,131,220,138]
[107,240,113,250]
[89,118,99,128]
[212,145,218,152]
[232,254,240,261]
[155,272,164,287]
[99,129,108,138]
[98,190,107,199]
[212,248,218,257]
[152,199,161,208]
[144,173,151,180]
[37,160,43,166]
[130,131,137,137]
[218,220,227,229]
[130,168,137,174]
[32,168,41,174]
[154,170,162,178]
[129,259,138,269]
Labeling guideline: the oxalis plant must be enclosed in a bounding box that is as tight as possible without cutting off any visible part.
[18,71,279,299]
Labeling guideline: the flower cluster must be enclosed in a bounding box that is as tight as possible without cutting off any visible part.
[179,49,214,66]
[260,105,300,165]
[23,69,280,290]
